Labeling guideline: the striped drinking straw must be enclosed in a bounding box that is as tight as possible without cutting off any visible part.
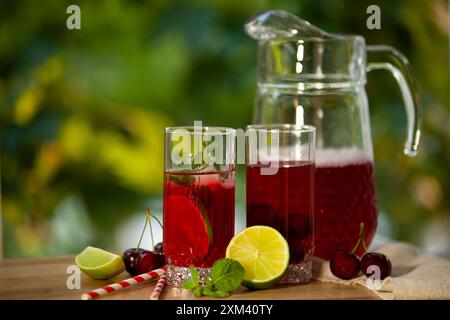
[81,267,167,300]
[150,274,167,300]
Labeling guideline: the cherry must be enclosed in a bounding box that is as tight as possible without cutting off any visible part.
[360,252,392,280]
[330,222,367,280]
[123,248,148,276]
[122,208,165,276]
[138,251,165,274]
[330,250,361,280]
[154,242,164,255]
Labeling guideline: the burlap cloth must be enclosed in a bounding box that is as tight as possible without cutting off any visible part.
[313,242,450,299]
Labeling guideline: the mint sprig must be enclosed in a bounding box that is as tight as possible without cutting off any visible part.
[182,258,245,298]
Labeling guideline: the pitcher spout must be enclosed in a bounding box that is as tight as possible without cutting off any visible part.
[245,10,331,40]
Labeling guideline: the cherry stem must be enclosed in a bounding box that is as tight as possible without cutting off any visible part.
[136,210,150,251]
[146,208,155,249]
[351,222,367,254]
[362,234,368,252]
[151,214,163,229]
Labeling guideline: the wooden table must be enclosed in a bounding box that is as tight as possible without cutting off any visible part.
[0,256,379,300]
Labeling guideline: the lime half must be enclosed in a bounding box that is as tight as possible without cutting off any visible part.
[226,226,289,289]
[75,246,125,280]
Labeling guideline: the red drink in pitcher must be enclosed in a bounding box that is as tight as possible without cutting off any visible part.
[314,149,378,260]
[163,169,235,268]
[246,162,314,265]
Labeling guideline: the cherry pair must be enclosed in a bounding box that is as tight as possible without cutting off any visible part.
[122,209,165,276]
[329,222,391,280]
[330,250,391,280]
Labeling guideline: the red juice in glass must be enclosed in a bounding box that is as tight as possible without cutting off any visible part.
[246,161,314,283]
[163,126,236,286]
[245,124,315,283]
[314,149,378,260]
[163,170,235,269]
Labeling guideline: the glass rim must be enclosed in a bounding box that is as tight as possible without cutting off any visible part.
[246,124,316,134]
[165,126,236,135]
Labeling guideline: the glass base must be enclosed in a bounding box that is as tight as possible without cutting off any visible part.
[166,265,211,287]
[167,255,312,287]
[278,255,312,284]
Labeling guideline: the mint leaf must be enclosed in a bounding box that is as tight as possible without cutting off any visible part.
[211,258,245,292]
[202,287,230,298]
[213,290,230,298]
[201,287,216,296]
[204,277,213,289]
[193,287,203,297]
[183,267,200,290]
[182,259,244,299]
[190,267,199,284]
[182,279,195,290]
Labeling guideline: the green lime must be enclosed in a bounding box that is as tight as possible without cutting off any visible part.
[75,246,125,280]
[165,195,212,261]
[225,226,289,289]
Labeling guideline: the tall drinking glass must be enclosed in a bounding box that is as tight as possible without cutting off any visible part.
[246,124,315,283]
[163,126,236,286]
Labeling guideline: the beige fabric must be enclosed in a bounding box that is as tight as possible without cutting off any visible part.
[312,242,450,299]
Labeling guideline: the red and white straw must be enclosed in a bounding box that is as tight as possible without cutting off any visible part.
[150,274,167,300]
[81,267,167,300]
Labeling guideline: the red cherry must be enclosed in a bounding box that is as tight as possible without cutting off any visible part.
[123,208,165,276]
[123,248,148,276]
[330,249,361,280]
[154,242,164,255]
[137,251,165,274]
[360,252,392,280]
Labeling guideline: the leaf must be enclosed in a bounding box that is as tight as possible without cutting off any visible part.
[193,286,203,297]
[182,279,195,290]
[204,277,213,289]
[183,260,244,299]
[202,287,216,297]
[211,258,245,292]
[190,267,199,284]
[213,290,230,298]
[202,287,230,298]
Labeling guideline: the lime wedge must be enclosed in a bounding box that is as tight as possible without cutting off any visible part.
[75,246,125,280]
[164,195,212,262]
[226,226,289,289]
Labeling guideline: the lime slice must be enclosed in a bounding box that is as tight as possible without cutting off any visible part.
[226,226,289,289]
[75,246,125,280]
[164,195,212,262]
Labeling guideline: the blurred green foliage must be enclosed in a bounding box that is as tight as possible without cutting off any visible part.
[0,0,449,257]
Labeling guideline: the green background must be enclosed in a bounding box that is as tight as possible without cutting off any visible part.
[0,0,449,257]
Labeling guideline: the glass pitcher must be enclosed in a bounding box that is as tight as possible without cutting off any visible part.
[245,10,421,260]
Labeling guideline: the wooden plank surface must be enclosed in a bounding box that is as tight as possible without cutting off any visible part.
[0,256,379,300]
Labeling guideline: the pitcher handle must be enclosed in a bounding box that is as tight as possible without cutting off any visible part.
[366,45,421,157]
